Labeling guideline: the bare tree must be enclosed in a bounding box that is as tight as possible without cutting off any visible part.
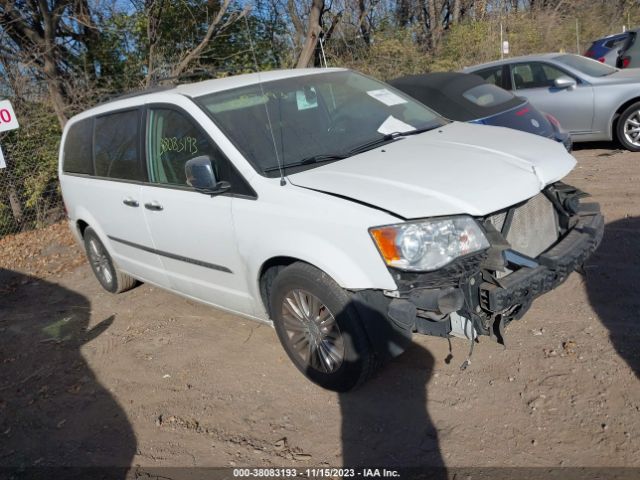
[288,0,306,49]
[0,1,74,127]
[170,0,250,78]
[296,0,324,67]
[145,0,166,87]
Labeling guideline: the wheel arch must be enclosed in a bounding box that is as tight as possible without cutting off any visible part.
[257,256,315,318]
[76,219,89,237]
[611,96,640,139]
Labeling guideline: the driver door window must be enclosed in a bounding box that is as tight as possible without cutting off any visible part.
[147,108,222,187]
[512,62,571,90]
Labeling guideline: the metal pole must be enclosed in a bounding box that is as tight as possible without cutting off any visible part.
[500,22,504,60]
[576,18,580,54]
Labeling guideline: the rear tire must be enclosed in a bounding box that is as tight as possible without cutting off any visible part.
[269,262,376,392]
[83,227,138,294]
[616,101,640,152]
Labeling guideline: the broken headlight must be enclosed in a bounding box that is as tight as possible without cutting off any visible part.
[370,216,489,272]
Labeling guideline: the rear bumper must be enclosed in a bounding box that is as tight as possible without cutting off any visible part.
[480,209,603,312]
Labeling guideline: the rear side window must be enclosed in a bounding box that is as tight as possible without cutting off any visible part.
[94,110,146,181]
[63,118,94,174]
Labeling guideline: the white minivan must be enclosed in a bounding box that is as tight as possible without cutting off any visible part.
[59,68,604,391]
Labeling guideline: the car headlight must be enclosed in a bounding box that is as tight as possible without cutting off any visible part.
[369,216,489,272]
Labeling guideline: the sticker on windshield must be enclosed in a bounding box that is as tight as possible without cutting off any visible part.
[296,87,318,110]
[377,115,416,135]
[367,89,407,106]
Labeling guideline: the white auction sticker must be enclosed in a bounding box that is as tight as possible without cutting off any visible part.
[0,100,19,133]
[377,115,416,135]
[366,88,407,106]
[0,145,6,169]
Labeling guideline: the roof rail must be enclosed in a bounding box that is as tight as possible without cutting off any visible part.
[95,85,174,107]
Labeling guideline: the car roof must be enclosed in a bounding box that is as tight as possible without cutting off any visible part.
[69,68,347,124]
[464,53,562,71]
[175,68,346,97]
[389,72,523,121]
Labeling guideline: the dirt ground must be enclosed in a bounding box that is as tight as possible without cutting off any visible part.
[1,143,639,476]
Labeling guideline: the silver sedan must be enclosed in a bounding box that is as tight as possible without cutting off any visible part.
[464,53,640,151]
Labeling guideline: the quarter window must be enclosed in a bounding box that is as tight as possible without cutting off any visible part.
[63,118,94,174]
[94,110,145,181]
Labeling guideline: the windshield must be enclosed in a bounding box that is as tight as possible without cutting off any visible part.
[554,54,617,77]
[197,70,445,176]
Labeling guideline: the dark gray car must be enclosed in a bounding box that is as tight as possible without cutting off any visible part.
[464,53,640,151]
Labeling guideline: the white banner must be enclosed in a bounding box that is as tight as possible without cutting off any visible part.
[0,145,5,169]
[0,100,19,133]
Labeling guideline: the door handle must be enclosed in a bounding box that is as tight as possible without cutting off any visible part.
[144,201,163,211]
[122,197,139,207]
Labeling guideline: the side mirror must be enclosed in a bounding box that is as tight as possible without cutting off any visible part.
[554,76,577,90]
[185,156,230,195]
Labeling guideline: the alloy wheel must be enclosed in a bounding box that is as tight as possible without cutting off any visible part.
[88,238,113,286]
[623,109,640,147]
[281,289,345,374]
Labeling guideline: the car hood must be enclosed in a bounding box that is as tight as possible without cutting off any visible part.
[594,68,640,84]
[288,122,576,219]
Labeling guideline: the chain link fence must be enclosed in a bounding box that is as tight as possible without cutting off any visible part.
[0,90,64,239]
[0,150,64,239]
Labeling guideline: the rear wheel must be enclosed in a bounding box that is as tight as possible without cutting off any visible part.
[616,102,640,152]
[83,227,137,294]
[269,262,375,391]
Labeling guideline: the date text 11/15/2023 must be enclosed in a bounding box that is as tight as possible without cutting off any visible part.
[232,468,400,478]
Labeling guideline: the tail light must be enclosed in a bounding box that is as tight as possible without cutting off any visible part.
[597,57,606,63]
[545,113,561,129]
[621,56,631,68]
[585,50,595,58]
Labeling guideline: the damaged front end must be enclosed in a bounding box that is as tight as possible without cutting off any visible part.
[356,182,604,362]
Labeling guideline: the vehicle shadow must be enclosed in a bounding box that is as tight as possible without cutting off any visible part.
[333,300,446,474]
[0,269,135,476]
[584,217,640,378]
[571,141,620,152]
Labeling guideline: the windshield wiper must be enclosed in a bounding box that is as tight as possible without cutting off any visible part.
[263,154,347,173]
[263,126,439,174]
[346,126,439,155]
[397,125,441,136]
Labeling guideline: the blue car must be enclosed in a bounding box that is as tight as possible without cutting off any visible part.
[584,32,629,65]
[390,72,572,151]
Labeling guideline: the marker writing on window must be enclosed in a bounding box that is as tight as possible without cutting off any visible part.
[160,137,198,156]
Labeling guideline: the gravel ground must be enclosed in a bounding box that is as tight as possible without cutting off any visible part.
[0,143,638,476]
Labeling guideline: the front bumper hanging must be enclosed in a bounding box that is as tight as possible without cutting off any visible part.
[481,206,603,312]
[354,182,605,361]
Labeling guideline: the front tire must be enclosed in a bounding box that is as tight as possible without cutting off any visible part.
[269,262,375,391]
[83,227,138,294]
[616,101,640,152]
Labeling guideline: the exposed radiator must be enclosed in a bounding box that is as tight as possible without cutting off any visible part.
[488,193,559,258]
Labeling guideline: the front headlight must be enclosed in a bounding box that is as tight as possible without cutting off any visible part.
[369,216,489,272]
